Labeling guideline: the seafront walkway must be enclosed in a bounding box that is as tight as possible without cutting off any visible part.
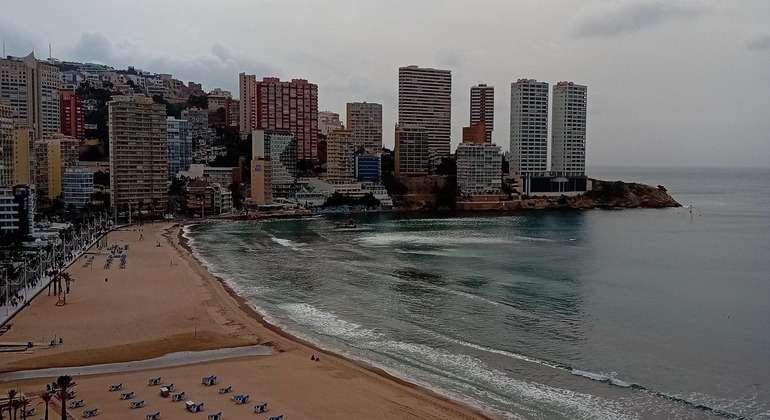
[0,225,122,330]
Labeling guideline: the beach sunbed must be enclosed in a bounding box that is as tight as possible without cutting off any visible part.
[83,408,99,417]
[254,403,268,413]
[268,415,283,420]
[148,377,162,386]
[218,386,232,394]
[232,394,249,404]
[108,383,123,391]
[171,391,186,402]
[23,407,35,416]
[120,391,134,400]
[207,412,222,420]
[185,401,204,413]
[146,412,161,420]
[69,399,85,408]
[202,375,217,386]
[130,400,145,409]
[165,383,174,392]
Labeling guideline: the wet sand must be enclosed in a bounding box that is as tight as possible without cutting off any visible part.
[0,222,490,419]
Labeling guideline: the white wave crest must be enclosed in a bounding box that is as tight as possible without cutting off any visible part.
[278,303,383,341]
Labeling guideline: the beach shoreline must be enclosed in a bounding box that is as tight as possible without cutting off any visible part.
[0,221,491,420]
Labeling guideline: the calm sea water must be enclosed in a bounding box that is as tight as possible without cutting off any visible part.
[186,167,770,419]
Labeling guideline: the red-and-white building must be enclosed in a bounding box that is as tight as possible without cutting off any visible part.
[255,77,318,162]
[60,90,85,141]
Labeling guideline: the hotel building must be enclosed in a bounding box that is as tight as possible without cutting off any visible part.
[326,129,356,180]
[346,102,383,155]
[398,66,451,157]
[456,124,502,195]
[551,81,587,177]
[255,77,318,162]
[238,73,256,137]
[509,79,549,176]
[0,52,60,138]
[470,84,494,143]
[108,95,168,211]
[394,123,429,177]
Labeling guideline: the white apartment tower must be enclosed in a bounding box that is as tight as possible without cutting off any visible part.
[0,52,61,138]
[509,79,549,176]
[108,95,168,212]
[456,142,502,195]
[346,102,383,155]
[398,66,451,157]
[551,82,587,177]
[470,84,494,143]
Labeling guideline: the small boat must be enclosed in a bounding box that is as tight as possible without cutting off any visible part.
[334,220,358,229]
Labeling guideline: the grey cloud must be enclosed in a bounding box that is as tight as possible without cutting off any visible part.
[65,32,116,64]
[573,1,705,38]
[746,32,770,51]
[0,20,41,56]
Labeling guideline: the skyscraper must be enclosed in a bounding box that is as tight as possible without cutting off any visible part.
[398,66,451,157]
[509,79,549,176]
[346,102,383,155]
[255,77,318,162]
[60,90,85,140]
[108,95,168,212]
[551,81,587,177]
[470,84,494,143]
[238,73,255,137]
[0,52,60,138]
[166,116,192,179]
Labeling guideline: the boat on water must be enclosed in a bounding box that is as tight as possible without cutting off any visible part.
[334,220,358,229]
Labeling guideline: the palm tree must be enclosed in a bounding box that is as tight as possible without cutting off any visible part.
[53,375,76,420]
[5,389,17,420]
[18,397,29,420]
[40,393,51,420]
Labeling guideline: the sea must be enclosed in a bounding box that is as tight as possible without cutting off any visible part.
[185,166,770,420]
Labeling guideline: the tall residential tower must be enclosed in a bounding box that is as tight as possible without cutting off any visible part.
[0,52,60,138]
[470,84,494,143]
[347,102,383,155]
[551,82,587,177]
[255,77,318,162]
[398,66,451,157]
[509,79,549,176]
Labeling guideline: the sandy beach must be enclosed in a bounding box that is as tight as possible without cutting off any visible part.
[0,222,489,419]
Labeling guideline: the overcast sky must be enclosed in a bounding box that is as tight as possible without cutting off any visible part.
[2,0,769,168]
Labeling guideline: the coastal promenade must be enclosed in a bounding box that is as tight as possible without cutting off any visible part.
[0,222,487,419]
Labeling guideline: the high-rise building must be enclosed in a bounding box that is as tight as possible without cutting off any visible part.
[238,73,255,137]
[0,104,13,186]
[226,97,240,128]
[394,123,429,177]
[181,108,209,158]
[398,65,451,157]
[12,124,34,185]
[108,95,168,212]
[60,90,85,140]
[326,129,356,180]
[346,102,383,155]
[0,52,60,138]
[551,81,587,177]
[166,117,192,179]
[62,167,94,209]
[255,77,319,162]
[318,111,344,136]
[34,134,79,200]
[252,129,298,195]
[470,84,494,143]
[509,79,549,176]
[456,125,502,195]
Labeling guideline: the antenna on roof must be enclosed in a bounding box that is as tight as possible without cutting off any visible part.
[2,41,5,57]
[49,44,52,60]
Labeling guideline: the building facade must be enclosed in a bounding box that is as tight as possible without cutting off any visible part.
[238,73,256,137]
[509,79,549,176]
[166,117,192,179]
[0,52,60,138]
[252,129,298,192]
[326,129,356,180]
[346,102,383,155]
[255,77,319,162]
[0,105,12,186]
[551,81,587,177]
[181,108,209,149]
[470,84,494,143]
[398,66,451,157]
[456,141,502,195]
[318,110,344,136]
[34,134,79,200]
[60,90,85,140]
[108,95,168,212]
[250,158,272,205]
[355,154,381,183]
[12,124,34,185]
[394,123,429,177]
[62,167,94,209]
